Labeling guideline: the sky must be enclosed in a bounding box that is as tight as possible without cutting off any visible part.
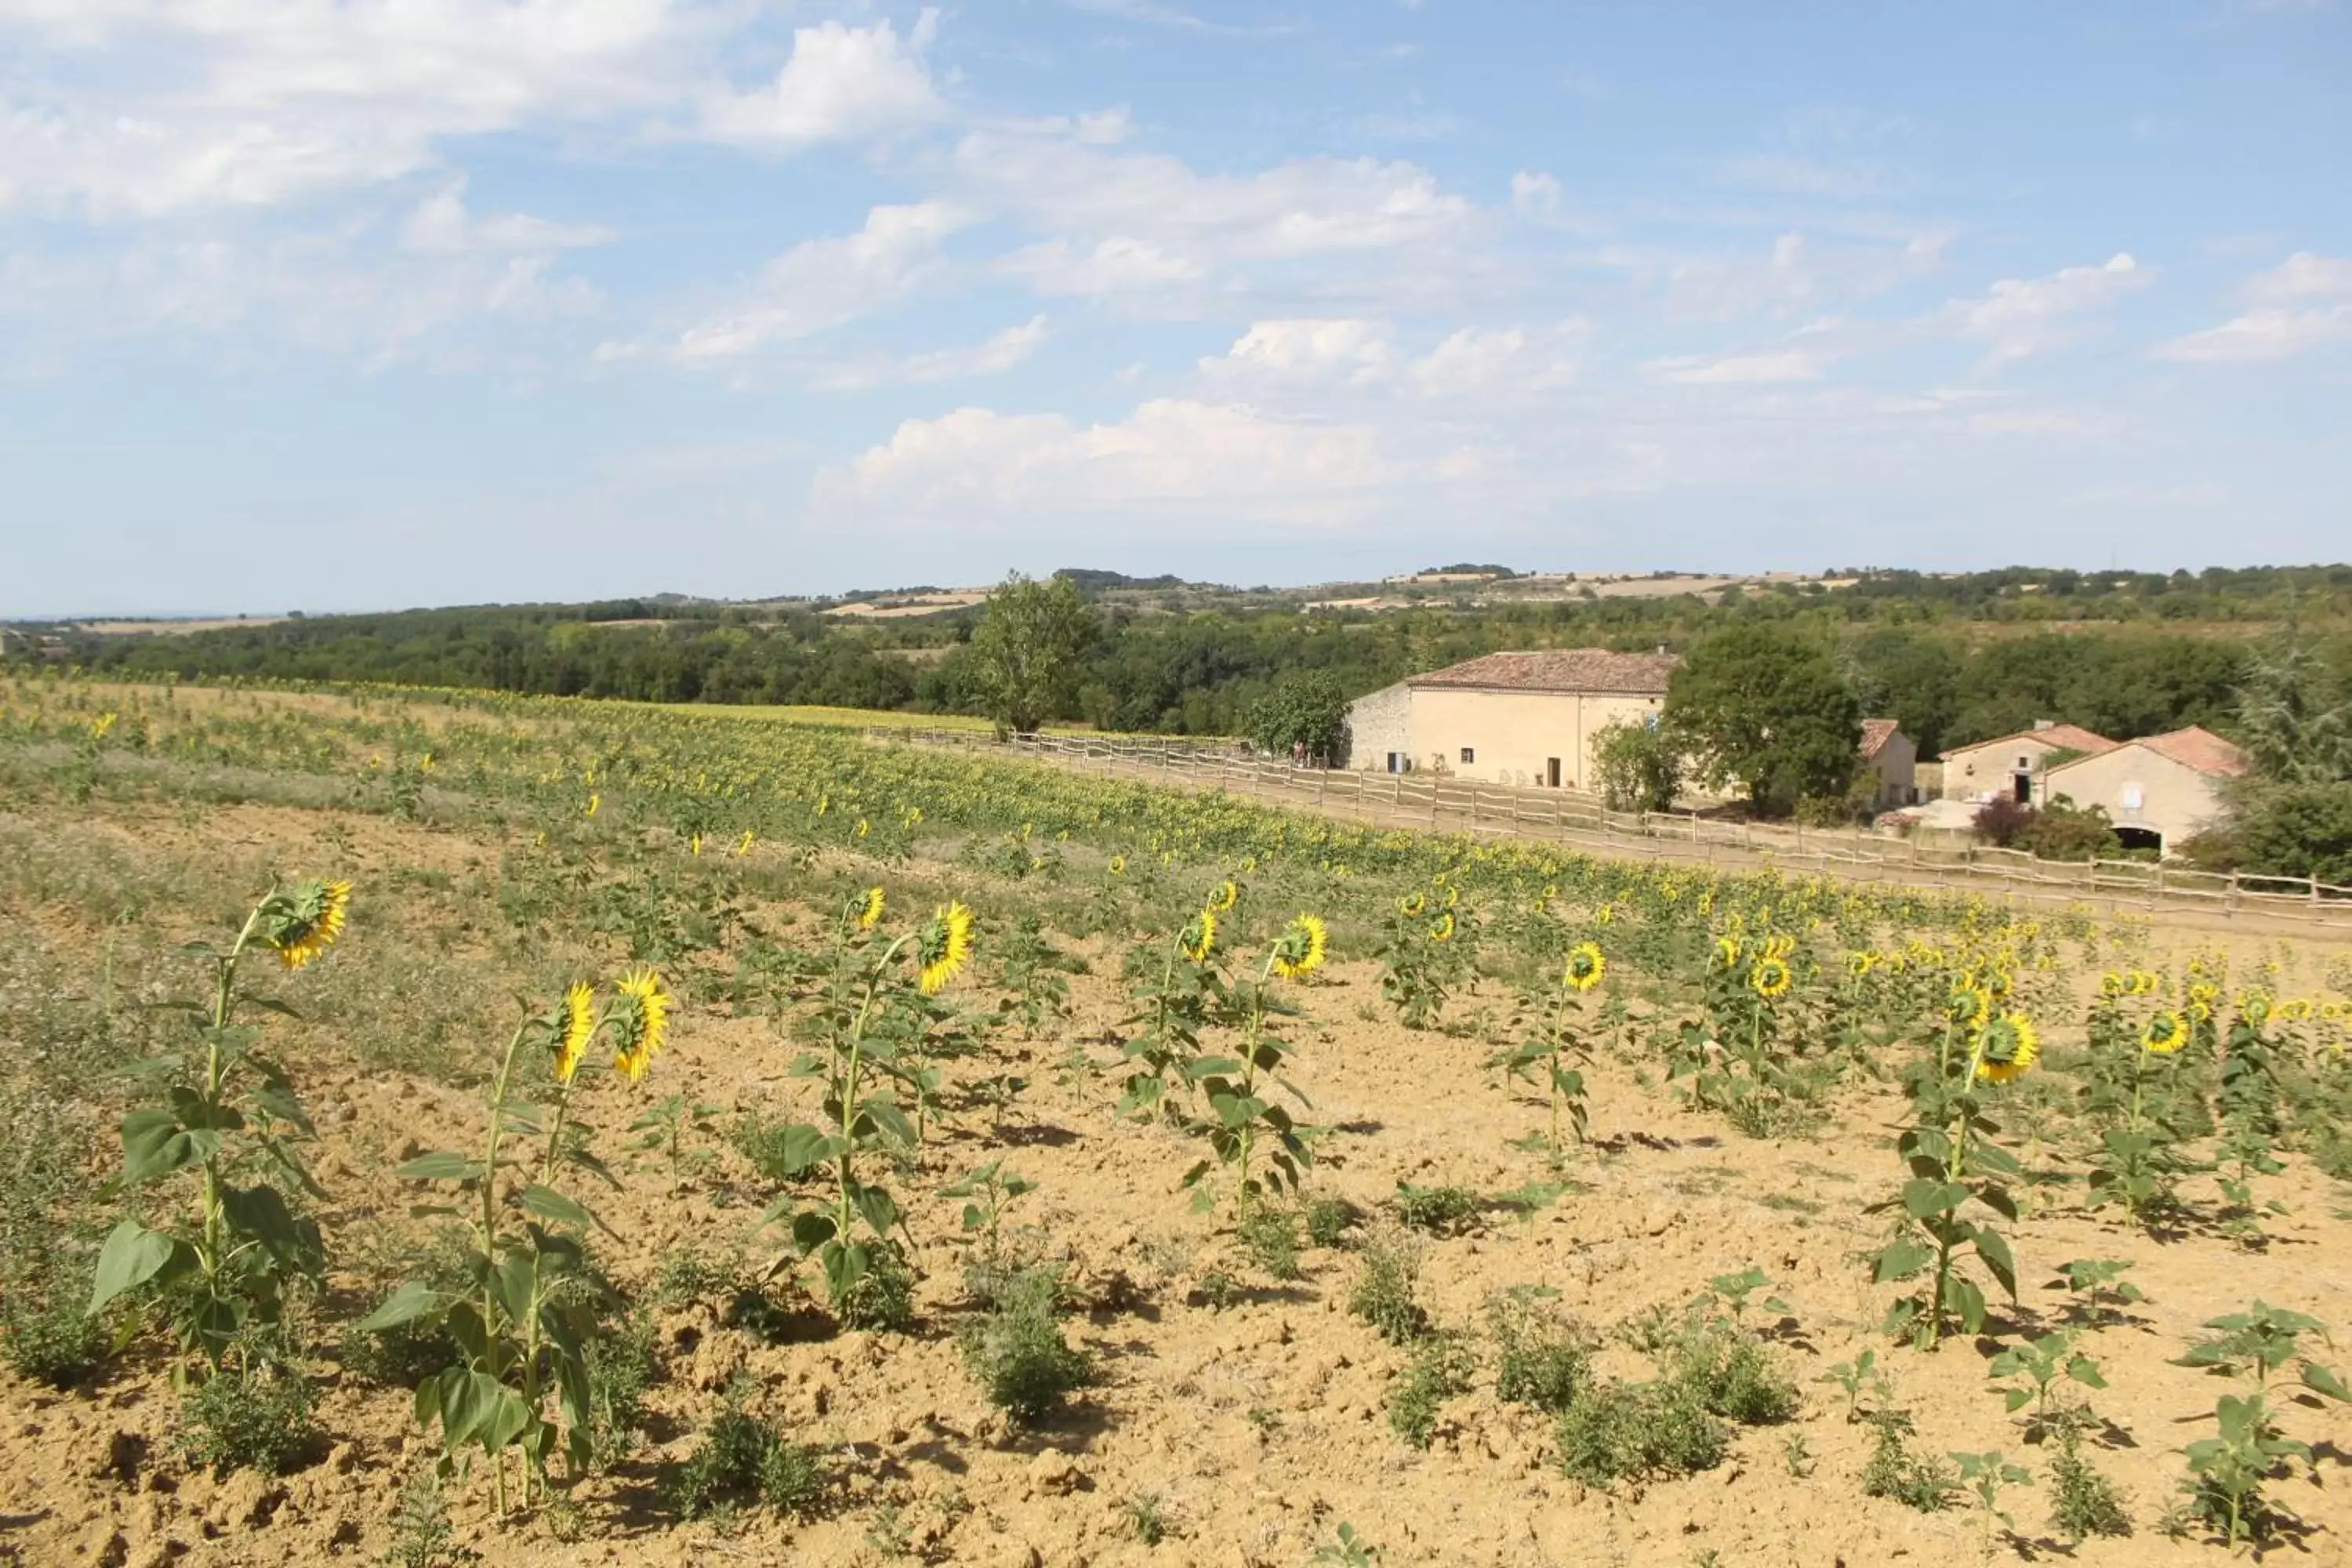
[1,0,2348,615]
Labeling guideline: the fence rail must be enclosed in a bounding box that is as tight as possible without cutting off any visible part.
[869,727,2352,932]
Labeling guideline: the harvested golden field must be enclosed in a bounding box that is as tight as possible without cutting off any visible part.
[2,680,2349,1568]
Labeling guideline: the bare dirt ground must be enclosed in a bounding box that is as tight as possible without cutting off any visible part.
[4,804,2350,1568]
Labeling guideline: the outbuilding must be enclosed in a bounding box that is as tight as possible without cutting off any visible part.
[1342,648,1679,790]
[2040,725,2249,855]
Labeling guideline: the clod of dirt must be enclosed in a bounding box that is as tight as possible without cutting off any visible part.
[1025,1450,1083,1497]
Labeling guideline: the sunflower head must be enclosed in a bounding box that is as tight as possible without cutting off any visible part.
[1976,1012,2041,1083]
[263,880,353,971]
[610,967,672,1083]
[2099,971,2124,998]
[1751,956,1793,1000]
[1179,907,1218,964]
[2142,1010,2187,1054]
[554,982,597,1085]
[1428,911,1456,944]
[1846,950,1878,978]
[1711,935,1741,971]
[1109,855,1127,877]
[1209,878,1241,913]
[1563,942,1606,994]
[1398,891,1427,918]
[1272,913,1328,979]
[1442,884,1460,910]
[2278,998,2313,1023]
[1945,983,1990,1030]
[856,885,887,931]
[917,901,975,995]
[2238,993,2273,1029]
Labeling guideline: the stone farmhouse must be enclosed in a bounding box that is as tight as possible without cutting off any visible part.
[1341,649,1679,789]
[1940,721,2120,804]
[2041,725,2249,855]
[1343,649,1916,808]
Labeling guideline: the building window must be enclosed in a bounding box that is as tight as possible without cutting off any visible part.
[1460,746,1475,764]
[2016,755,2030,770]
[2121,783,2143,811]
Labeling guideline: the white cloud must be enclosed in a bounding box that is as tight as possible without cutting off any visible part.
[2151,252,2352,364]
[810,315,1051,389]
[1511,170,1563,216]
[635,201,971,362]
[1940,252,2143,364]
[0,0,730,217]
[1409,324,1578,396]
[1200,318,1396,387]
[953,125,1475,270]
[813,398,1390,524]
[400,180,612,255]
[1648,348,1828,384]
[996,236,1203,296]
[699,13,943,149]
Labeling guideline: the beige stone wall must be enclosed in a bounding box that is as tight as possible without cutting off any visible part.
[1406,686,1664,790]
[1867,732,1918,807]
[1341,682,1414,771]
[2041,746,2227,853]
[1942,735,2081,801]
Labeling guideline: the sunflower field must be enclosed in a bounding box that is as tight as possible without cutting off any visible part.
[2,673,2350,1566]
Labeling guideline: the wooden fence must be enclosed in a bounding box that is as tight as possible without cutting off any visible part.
[869,727,2352,933]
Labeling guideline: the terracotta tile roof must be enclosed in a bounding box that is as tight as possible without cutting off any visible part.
[1859,717,1903,761]
[1940,723,2118,761]
[2078,724,2251,779]
[1406,648,1680,696]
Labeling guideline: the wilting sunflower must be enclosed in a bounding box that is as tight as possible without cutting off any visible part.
[1712,935,1742,971]
[1763,934,1795,961]
[1209,879,1240,913]
[1241,855,1260,874]
[1563,942,1606,994]
[918,902,975,995]
[1272,913,1329,979]
[1976,1013,2041,1083]
[2142,1011,2187,1054]
[1180,907,1218,964]
[554,982,597,1084]
[736,830,756,856]
[1945,983,1991,1031]
[1751,956,1793,1000]
[612,967,672,1083]
[267,880,352,971]
[1428,911,1457,943]
[586,793,600,818]
[1398,891,1427,917]
[1442,884,1460,910]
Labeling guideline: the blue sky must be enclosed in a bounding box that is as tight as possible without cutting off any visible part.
[2,0,2347,615]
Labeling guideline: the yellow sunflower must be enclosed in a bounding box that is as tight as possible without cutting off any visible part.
[268,880,352,971]
[1847,950,1878,978]
[1109,855,1127,877]
[1272,913,1329,979]
[1976,1013,2041,1083]
[612,967,672,1083]
[586,793,600,818]
[2278,998,2313,1023]
[736,829,756,856]
[1398,891,1427,917]
[1209,879,1240,913]
[1180,907,1218,964]
[1946,984,1990,1031]
[858,886,886,931]
[1428,911,1456,943]
[2238,993,2273,1029]
[918,902,975,995]
[2099,971,2125,998]
[1712,935,1742,971]
[2142,1011,2187,1054]
[1442,884,1460,910]
[554,982,597,1084]
[1751,956,1793,1000]
[1563,942,1606,994]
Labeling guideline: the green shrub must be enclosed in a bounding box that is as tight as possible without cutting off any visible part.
[670,1397,826,1520]
[2049,1420,2131,1540]
[1487,1288,1588,1414]
[2,1269,108,1388]
[960,1268,1090,1422]
[1391,1183,1480,1236]
[1663,1315,1799,1425]
[1238,1208,1301,1280]
[1304,1196,1360,1248]
[835,1241,917,1334]
[1348,1238,1428,1345]
[586,1316,660,1468]
[176,1368,320,1476]
[1556,1378,1726,1485]
[1388,1334,1472,1449]
[1861,1414,1958,1512]
[378,1472,472,1568]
